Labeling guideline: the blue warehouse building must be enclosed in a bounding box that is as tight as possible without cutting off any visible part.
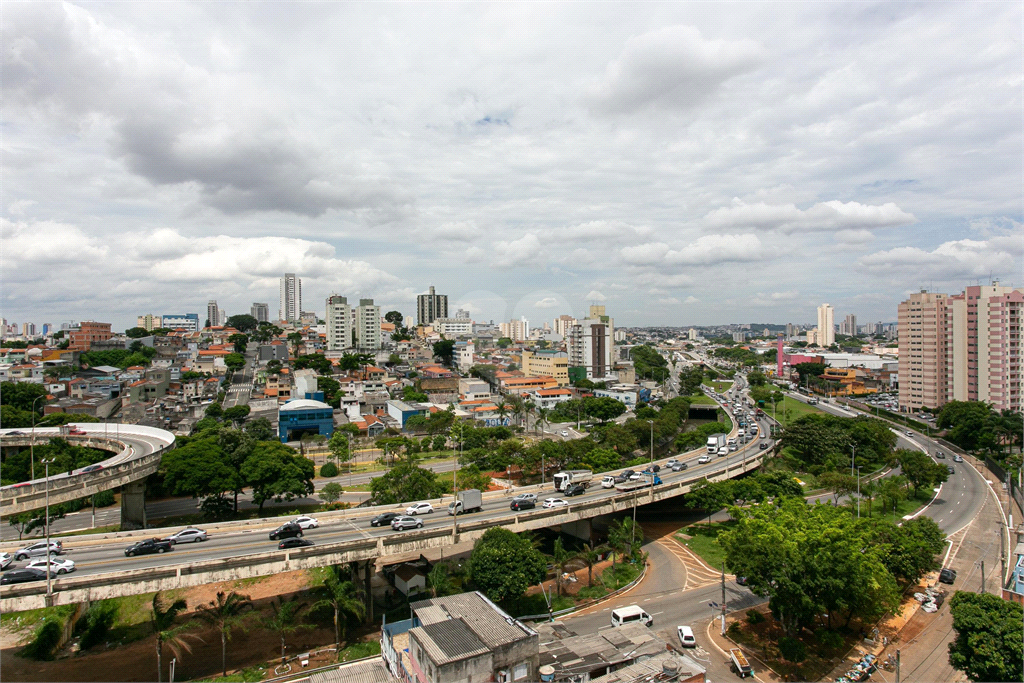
[278,398,334,442]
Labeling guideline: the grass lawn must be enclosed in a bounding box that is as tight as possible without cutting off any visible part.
[51,524,121,539]
[675,521,737,572]
[770,396,823,427]
[704,380,734,393]
[688,394,719,405]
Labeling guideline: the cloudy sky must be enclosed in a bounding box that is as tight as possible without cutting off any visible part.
[3,2,1021,331]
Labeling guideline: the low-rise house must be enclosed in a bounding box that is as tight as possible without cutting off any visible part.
[527,387,574,410]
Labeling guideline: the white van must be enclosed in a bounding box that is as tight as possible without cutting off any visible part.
[601,476,616,489]
[677,625,696,648]
[610,605,653,628]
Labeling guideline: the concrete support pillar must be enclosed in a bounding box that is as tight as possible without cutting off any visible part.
[561,519,593,544]
[119,479,147,530]
[362,559,375,624]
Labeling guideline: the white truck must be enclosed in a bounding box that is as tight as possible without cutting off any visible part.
[706,433,727,454]
[553,470,593,492]
[447,489,483,515]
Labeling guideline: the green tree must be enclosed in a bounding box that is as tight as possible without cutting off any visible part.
[293,353,334,375]
[583,396,627,422]
[244,417,275,442]
[895,449,948,496]
[686,480,732,527]
[320,482,344,503]
[878,476,909,519]
[747,370,767,386]
[311,566,365,648]
[195,591,253,678]
[948,591,1023,682]
[817,471,857,506]
[240,442,315,512]
[224,353,246,372]
[551,538,584,596]
[582,542,610,586]
[369,461,446,505]
[0,381,49,411]
[223,405,251,425]
[427,563,456,598]
[496,337,513,349]
[403,386,429,402]
[468,527,547,603]
[226,314,259,333]
[261,598,310,661]
[206,402,224,419]
[433,339,456,366]
[227,333,249,354]
[607,517,644,563]
[151,593,200,683]
[384,311,404,327]
[328,430,351,469]
[125,327,151,338]
[873,517,946,583]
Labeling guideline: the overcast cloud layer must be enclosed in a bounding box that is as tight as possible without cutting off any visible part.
[3,2,1021,330]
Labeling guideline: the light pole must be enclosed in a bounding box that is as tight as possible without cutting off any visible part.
[856,465,862,519]
[648,420,655,499]
[30,394,46,480]
[43,457,56,600]
[850,443,856,478]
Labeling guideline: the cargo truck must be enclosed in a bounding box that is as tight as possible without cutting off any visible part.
[446,489,483,515]
[706,433,727,454]
[553,470,592,492]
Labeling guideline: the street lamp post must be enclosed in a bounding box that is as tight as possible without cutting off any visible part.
[648,420,655,499]
[43,457,56,600]
[30,394,46,480]
[856,465,862,519]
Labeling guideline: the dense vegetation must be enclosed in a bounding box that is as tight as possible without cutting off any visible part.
[631,344,670,382]
[779,413,896,474]
[948,591,1023,682]
[936,400,1023,460]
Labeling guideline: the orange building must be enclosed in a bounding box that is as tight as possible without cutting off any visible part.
[69,321,112,351]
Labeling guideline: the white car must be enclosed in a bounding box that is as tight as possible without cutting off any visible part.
[293,516,320,529]
[0,552,12,571]
[560,430,570,438]
[26,557,76,575]
[542,498,568,509]
[406,502,434,516]
[698,455,712,464]
[628,472,643,481]
[165,527,208,544]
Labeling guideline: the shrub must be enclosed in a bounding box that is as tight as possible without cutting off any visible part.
[93,490,116,508]
[816,629,844,650]
[80,601,118,650]
[746,609,766,625]
[320,462,339,477]
[22,621,62,660]
[727,622,742,638]
[778,636,807,662]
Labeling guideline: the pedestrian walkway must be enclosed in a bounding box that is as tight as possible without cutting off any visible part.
[641,522,728,591]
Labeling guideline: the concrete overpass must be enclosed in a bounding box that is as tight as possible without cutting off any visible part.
[0,424,176,529]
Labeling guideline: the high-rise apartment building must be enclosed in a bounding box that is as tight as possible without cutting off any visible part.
[251,303,270,323]
[325,295,352,351]
[688,328,699,341]
[840,314,857,336]
[207,301,224,328]
[898,291,949,413]
[499,317,530,342]
[137,314,162,331]
[785,323,795,339]
[568,305,614,380]
[417,285,448,326]
[22,323,36,337]
[356,299,381,351]
[280,273,302,322]
[553,315,576,338]
[816,304,835,347]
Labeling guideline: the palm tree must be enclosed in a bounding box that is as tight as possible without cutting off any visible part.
[878,476,908,520]
[860,480,878,518]
[310,567,365,650]
[496,400,510,425]
[427,563,455,599]
[581,542,610,587]
[551,538,584,596]
[195,591,253,678]
[152,593,201,683]
[262,597,311,662]
[535,406,550,435]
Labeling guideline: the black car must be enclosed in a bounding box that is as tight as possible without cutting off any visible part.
[370,512,400,527]
[564,483,587,497]
[269,522,303,540]
[124,538,173,557]
[947,465,955,474]
[278,538,314,550]
[0,567,47,585]
[510,499,536,511]
[939,568,957,584]
[621,470,636,480]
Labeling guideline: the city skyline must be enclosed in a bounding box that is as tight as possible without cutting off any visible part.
[3,3,1021,329]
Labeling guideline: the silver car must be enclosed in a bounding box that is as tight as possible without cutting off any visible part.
[391,515,423,530]
[14,540,62,561]
[165,527,208,544]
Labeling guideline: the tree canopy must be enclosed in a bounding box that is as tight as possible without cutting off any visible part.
[369,461,447,505]
[948,591,1023,682]
[468,527,547,603]
[226,314,258,333]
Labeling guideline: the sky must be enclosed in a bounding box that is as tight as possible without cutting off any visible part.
[3,2,1022,331]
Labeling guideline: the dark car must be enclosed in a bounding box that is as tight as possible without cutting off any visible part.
[370,512,400,527]
[124,538,173,557]
[947,465,955,474]
[564,483,587,497]
[759,442,769,450]
[934,451,945,459]
[670,462,688,472]
[510,498,536,511]
[939,568,957,584]
[80,464,104,473]
[269,522,303,540]
[621,470,636,480]
[278,538,314,550]
[736,576,749,586]
[0,567,47,585]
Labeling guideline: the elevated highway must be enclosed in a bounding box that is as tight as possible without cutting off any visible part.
[0,424,176,528]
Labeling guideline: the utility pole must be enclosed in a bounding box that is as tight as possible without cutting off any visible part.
[895,649,900,683]
[43,458,53,602]
[1000,520,1006,589]
[720,561,727,635]
[980,561,986,594]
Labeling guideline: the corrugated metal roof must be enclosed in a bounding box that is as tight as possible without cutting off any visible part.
[415,619,489,666]
[309,658,399,683]
[411,591,533,650]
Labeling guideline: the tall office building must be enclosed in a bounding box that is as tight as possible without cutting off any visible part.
[251,303,270,323]
[816,304,835,347]
[22,323,36,337]
[280,273,302,322]
[325,295,352,351]
[417,285,448,326]
[568,305,615,380]
[356,299,382,350]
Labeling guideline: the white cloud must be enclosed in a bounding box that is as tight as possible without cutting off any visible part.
[858,230,1024,282]
[684,296,700,304]
[585,290,607,301]
[704,200,916,233]
[658,297,682,305]
[534,297,559,308]
[589,25,764,113]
